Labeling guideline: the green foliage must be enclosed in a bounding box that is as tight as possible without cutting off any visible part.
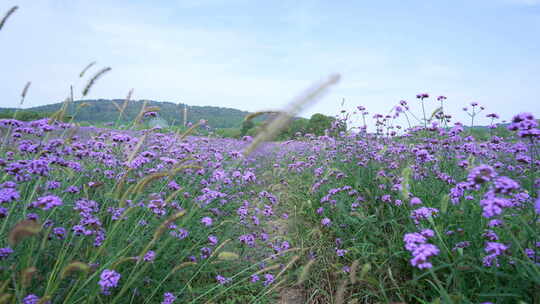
[307,113,334,136]
[0,110,51,121]
[240,120,255,136]
[277,118,309,140]
[215,128,242,138]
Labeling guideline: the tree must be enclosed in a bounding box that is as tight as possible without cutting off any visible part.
[240,120,255,136]
[307,113,334,136]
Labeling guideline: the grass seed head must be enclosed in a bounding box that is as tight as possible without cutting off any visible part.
[82,66,111,97]
[79,61,97,78]
[8,219,41,246]
[61,261,91,278]
[0,6,18,31]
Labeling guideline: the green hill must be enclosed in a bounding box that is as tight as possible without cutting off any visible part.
[0,99,254,128]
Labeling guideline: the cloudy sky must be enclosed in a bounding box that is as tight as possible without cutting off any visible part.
[1,0,539,127]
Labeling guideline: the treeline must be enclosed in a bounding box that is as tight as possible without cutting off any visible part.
[0,110,51,121]
[215,113,346,139]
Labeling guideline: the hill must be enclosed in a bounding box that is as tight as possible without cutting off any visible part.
[0,99,254,129]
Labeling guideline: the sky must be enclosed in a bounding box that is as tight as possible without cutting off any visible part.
[1,0,539,128]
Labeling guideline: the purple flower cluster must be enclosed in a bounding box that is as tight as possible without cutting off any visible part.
[29,195,62,210]
[507,112,539,138]
[98,269,121,295]
[403,229,440,269]
[161,292,176,304]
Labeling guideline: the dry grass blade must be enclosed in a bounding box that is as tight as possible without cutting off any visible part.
[79,61,97,78]
[0,6,18,31]
[82,67,111,97]
[243,74,340,157]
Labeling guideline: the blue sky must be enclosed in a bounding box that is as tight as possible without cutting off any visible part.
[1,0,539,127]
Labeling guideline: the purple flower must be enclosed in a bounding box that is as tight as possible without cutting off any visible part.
[98,269,121,295]
[208,235,218,246]
[534,194,540,215]
[416,93,429,100]
[410,244,440,269]
[263,274,275,286]
[483,242,508,267]
[250,274,260,283]
[0,247,14,260]
[239,234,256,247]
[53,227,66,239]
[143,250,156,262]
[452,241,471,251]
[65,185,80,193]
[420,229,435,238]
[161,292,176,304]
[336,249,348,257]
[0,187,19,204]
[508,112,539,138]
[201,217,213,226]
[468,165,496,186]
[30,195,63,210]
[480,196,512,218]
[410,207,439,225]
[404,231,439,269]
[493,177,520,194]
[22,294,43,304]
[403,232,427,251]
[321,218,331,227]
[216,275,231,285]
[488,219,504,227]
[410,197,422,205]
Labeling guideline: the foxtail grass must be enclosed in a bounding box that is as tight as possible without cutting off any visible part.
[82,66,111,97]
[0,6,18,31]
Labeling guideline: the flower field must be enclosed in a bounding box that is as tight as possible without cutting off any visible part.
[0,94,538,304]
